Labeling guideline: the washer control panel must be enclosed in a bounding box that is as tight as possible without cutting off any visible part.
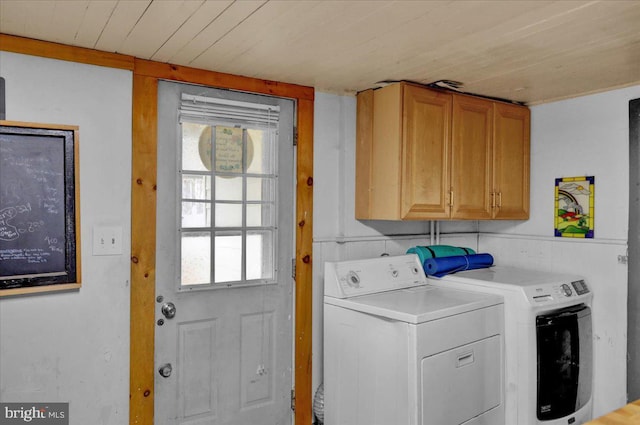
[571,279,590,295]
[526,279,590,304]
[324,254,426,298]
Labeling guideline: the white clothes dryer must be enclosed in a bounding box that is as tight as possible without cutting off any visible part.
[428,266,593,425]
[323,255,505,425]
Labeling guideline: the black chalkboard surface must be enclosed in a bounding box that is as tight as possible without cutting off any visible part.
[0,122,80,295]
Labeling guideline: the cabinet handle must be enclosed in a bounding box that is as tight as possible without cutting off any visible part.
[491,192,496,208]
[449,190,454,207]
[497,192,502,208]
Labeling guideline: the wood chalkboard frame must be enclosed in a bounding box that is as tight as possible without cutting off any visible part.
[0,121,81,296]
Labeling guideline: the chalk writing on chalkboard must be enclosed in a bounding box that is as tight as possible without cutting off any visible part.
[0,122,80,295]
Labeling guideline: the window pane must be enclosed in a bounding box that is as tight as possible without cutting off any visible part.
[215,126,243,174]
[182,123,210,172]
[181,232,211,285]
[246,177,274,202]
[215,234,242,283]
[246,129,274,175]
[215,203,242,227]
[247,203,274,227]
[247,231,273,281]
[182,202,211,227]
[182,174,211,200]
[215,176,242,201]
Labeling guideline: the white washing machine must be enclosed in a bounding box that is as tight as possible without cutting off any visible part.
[323,255,505,425]
[428,266,593,425]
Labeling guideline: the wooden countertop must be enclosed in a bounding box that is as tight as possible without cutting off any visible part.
[586,399,640,424]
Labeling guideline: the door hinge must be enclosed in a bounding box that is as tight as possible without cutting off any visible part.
[293,128,298,146]
[291,388,295,411]
[291,258,296,280]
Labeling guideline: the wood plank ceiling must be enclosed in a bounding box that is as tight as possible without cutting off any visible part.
[1,0,639,105]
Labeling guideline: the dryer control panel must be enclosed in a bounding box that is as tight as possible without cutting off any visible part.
[324,254,426,298]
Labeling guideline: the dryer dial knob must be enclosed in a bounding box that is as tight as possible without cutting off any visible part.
[346,271,360,288]
[561,284,573,297]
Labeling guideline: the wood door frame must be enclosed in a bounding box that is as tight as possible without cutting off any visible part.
[0,33,315,425]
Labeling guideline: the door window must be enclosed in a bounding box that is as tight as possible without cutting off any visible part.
[179,95,279,287]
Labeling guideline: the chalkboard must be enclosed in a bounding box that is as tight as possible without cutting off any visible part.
[0,121,80,295]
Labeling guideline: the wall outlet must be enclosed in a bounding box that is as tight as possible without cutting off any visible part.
[93,225,123,256]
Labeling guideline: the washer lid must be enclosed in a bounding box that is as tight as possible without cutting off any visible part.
[438,266,583,287]
[433,266,592,307]
[324,285,502,324]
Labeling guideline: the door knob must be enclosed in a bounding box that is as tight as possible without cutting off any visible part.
[158,363,172,378]
[161,302,176,319]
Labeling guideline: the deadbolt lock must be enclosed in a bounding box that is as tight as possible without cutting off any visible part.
[158,363,172,378]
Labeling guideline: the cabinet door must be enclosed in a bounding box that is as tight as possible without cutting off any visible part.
[451,95,493,219]
[493,102,530,219]
[401,85,452,219]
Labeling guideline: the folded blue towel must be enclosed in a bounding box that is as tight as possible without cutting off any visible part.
[406,245,476,265]
[423,253,494,277]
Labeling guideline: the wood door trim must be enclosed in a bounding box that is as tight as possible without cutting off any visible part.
[294,97,314,422]
[1,33,315,425]
[130,74,159,424]
[134,59,314,101]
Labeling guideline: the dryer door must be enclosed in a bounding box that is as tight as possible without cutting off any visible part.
[421,335,501,425]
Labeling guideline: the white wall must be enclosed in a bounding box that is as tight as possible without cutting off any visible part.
[480,84,640,416]
[0,52,132,424]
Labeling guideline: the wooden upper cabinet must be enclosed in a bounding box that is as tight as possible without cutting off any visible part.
[493,102,531,219]
[355,82,530,221]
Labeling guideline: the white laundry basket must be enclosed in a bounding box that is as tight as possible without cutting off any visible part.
[313,383,324,424]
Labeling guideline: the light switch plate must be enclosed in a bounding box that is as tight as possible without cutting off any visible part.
[93,225,123,256]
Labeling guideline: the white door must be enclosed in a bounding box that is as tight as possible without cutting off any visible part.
[155,81,295,425]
